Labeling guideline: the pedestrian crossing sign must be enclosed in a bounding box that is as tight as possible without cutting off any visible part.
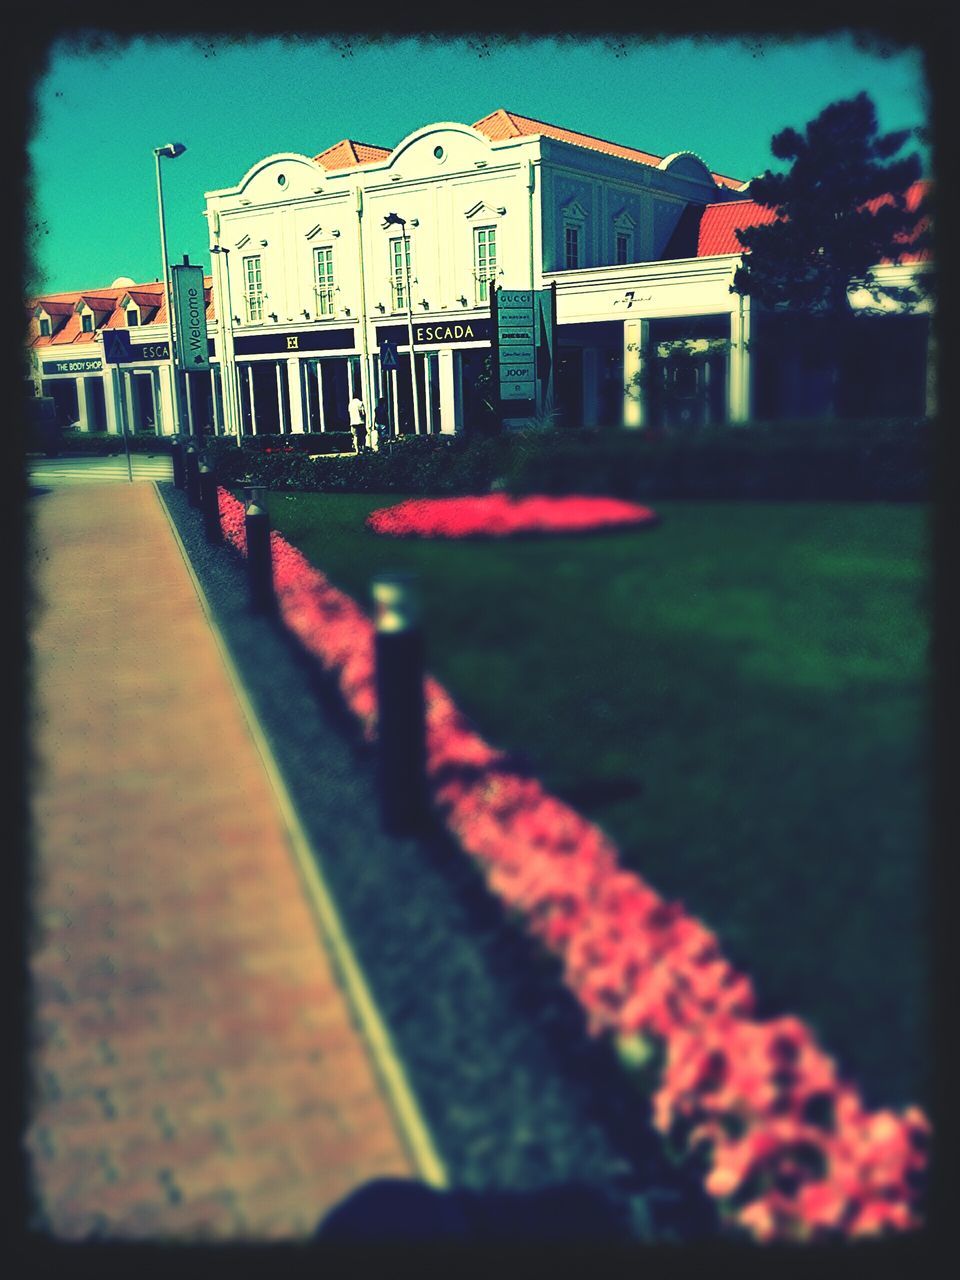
[103,330,132,364]
[380,340,398,371]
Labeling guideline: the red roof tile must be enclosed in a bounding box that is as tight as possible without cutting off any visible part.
[696,199,782,256]
[314,138,391,170]
[472,108,743,189]
[695,179,931,261]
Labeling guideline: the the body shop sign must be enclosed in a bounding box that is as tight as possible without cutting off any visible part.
[171,264,210,372]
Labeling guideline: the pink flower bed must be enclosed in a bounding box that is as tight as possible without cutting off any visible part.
[218,485,930,1242]
[365,493,659,538]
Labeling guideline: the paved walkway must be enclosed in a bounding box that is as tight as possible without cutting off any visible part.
[25,483,420,1241]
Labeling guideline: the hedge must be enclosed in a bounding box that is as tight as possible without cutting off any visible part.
[58,430,175,455]
[195,420,929,502]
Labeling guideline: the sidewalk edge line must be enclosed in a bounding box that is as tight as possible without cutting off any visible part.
[153,483,448,1189]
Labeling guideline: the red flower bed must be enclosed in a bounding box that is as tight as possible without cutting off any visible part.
[366,493,659,538]
[217,485,930,1242]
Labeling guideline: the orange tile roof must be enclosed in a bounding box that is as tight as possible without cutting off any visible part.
[472,108,743,190]
[695,179,931,262]
[35,299,75,316]
[27,275,212,345]
[314,138,392,171]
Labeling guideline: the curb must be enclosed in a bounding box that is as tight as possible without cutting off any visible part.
[153,481,448,1191]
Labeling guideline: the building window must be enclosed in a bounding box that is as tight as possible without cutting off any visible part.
[314,246,335,316]
[243,254,263,322]
[81,312,94,333]
[39,317,51,337]
[390,236,411,311]
[127,308,139,327]
[616,232,631,265]
[564,225,581,270]
[474,226,497,304]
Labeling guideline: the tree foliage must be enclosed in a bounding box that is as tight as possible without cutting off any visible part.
[732,92,927,317]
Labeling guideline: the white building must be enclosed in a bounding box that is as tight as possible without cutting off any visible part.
[25,109,932,436]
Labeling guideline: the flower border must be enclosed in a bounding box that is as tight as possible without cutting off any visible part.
[365,493,659,539]
[218,486,929,1242]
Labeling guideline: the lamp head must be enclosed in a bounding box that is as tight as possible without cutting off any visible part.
[156,142,186,159]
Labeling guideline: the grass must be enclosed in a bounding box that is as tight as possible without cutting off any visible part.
[263,491,931,1112]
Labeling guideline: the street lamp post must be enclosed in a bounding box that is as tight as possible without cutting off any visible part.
[153,141,187,437]
[382,212,421,435]
[210,244,240,446]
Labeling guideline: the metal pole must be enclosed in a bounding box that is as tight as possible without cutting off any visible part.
[116,366,134,483]
[184,441,202,508]
[372,571,427,835]
[403,227,421,435]
[355,187,374,432]
[198,461,222,544]
[245,489,275,616]
[214,246,241,446]
[154,148,182,437]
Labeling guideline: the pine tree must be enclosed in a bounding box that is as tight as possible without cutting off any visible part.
[732,92,926,317]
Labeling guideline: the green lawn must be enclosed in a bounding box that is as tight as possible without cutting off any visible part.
[264,492,931,1111]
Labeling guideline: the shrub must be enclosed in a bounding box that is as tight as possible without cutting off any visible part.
[58,430,174,455]
[195,419,928,501]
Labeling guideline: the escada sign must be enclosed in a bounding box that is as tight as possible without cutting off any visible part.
[376,319,492,349]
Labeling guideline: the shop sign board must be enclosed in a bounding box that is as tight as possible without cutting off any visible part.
[375,320,493,349]
[42,356,103,376]
[496,289,536,399]
[171,264,210,371]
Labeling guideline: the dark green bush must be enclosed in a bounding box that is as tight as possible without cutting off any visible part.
[59,431,174,455]
[198,419,929,501]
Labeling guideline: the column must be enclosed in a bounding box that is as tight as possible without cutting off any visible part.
[623,319,648,429]
[211,367,221,435]
[157,363,176,434]
[582,348,599,428]
[925,318,936,418]
[728,298,751,424]
[76,377,92,431]
[438,348,456,434]
[123,370,138,433]
[102,368,121,434]
[286,358,304,432]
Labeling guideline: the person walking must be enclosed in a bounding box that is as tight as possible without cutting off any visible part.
[348,393,366,453]
[372,396,390,452]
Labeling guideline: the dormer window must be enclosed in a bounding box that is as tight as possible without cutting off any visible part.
[127,308,139,328]
[81,312,94,333]
[39,317,51,337]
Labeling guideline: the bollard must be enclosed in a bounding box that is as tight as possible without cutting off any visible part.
[198,462,222,545]
[372,571,428,836]
[245,488,275,616]
[170,435,185,489]
[184,443,202,509]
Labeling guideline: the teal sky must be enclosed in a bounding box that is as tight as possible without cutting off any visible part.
[26,31,930,297]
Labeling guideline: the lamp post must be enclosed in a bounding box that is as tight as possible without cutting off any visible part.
[153,141,186,437]
[382,212,421,435]
[210,244,240,446]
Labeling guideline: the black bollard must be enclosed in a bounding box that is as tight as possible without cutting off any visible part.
[184,444,202,509]
[245,488,275,616]
[372,572,428,836]
[198,462,222,545]
[170,435,185,489]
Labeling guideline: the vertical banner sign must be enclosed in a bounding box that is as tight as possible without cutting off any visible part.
[171,264,210,372]
[496,288,536,402]
[536,283,557,415]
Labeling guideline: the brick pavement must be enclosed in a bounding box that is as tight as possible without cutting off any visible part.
[25,483,421,1241]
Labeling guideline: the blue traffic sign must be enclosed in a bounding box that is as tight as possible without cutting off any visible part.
[380,340,398,371]
[102,329,132,365]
